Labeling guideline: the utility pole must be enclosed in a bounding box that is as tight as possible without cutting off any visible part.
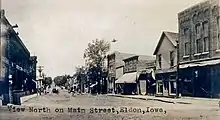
[37,66,44,95]
[176,40,180,98]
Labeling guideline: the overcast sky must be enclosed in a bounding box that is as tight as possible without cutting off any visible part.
[2,0,204,78]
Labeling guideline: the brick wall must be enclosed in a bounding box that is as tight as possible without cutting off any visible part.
[178,0,220,63]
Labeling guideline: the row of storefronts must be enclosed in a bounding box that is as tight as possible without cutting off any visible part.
[0,10,38,104]
[107,0,220,98]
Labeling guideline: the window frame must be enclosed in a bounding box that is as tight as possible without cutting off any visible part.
[184,28,190,56]
[217,17,220,50]
[196,38,203,53]
[158,54,162,69]
[169,51,174,67]
[157,81,163,94]
[203,37,209,52]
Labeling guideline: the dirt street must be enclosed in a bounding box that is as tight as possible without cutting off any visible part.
[0,90,220,120]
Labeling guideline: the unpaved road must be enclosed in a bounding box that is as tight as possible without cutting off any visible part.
[0,90,220,120]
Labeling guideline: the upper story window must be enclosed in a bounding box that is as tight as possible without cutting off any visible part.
[158,54,162,69]
[203,21,208,37]
[124,61,128,72]
[217,17,220,50]
[184,28,190,56]
[133,59,137,70]
[196,38,203,53]
[202,21,209,52]
[195,24,201,39]
[129,61,132,70]
[109,65,113,73]
[203,37,209,52]
[170,51,174,67]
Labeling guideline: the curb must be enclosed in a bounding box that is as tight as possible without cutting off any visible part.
[108,94,191,104]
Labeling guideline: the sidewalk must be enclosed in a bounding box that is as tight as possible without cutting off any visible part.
[20,93,38,104]
[107,94,220,105]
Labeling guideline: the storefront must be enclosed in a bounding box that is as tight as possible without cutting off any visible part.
[155,68,177,97]
[115,72,138,95]
[179,59,220,98]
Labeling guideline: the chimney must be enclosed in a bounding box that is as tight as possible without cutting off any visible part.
[1,9,5,17]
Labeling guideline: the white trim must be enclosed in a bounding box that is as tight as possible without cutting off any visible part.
[201,52,209,55]
[156,81,163,94]
[216,49,220,52]
[183,55,189,58]
[194,53,201,56]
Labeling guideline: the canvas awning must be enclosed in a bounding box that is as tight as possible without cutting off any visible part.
[180,59,220,68]
[115,72,137,84]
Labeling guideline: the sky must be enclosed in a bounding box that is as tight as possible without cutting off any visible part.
[2,0,204,78]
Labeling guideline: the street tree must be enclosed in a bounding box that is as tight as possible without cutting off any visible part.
[54,76,67,87]
[83,39,110,93]
[74,66,87,93]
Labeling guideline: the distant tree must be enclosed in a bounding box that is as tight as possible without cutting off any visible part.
[83,39,110,93]
[42,77,53,87]
[54,76,67,86]
[74,66,87,92]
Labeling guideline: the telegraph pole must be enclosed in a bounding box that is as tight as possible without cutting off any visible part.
[37,66,44,95]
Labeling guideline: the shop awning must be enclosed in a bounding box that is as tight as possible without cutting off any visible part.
[115,72,137,84]
[180,59,220,68]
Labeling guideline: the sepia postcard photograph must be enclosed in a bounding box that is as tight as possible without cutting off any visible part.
[0,0,220,120]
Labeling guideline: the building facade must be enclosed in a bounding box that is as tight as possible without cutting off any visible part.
[153,31,178,97]
[115,55,155,95]
[0,10,37,104]
[178,0,220,98]
[107,51,135,93]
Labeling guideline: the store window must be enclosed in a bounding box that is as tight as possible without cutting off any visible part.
[170,81,176,94]
[157,81,163,94]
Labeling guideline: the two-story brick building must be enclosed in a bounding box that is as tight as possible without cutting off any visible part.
[0,10,37,105]
[153,31,178,97]
[178,0,220,98]
[115,54,155,95]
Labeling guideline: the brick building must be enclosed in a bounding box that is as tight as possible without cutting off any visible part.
[178,0,220,98]
[0,10,37,104]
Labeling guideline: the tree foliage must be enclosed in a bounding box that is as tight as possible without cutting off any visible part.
[74,66,87,85]
[53,75,68,86]
[84,39,110,68]
[42,77,52,86]
[83,39,110,93]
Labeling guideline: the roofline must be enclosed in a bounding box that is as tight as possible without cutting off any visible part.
[123,55,139,61]
[2,13,30,56]
[153,32,165,55]
[153,31,178,55]
[178,0,210,16]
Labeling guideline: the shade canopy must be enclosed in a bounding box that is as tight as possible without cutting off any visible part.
[180,59,220,68]
[115,72,137,84]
